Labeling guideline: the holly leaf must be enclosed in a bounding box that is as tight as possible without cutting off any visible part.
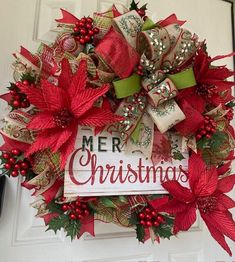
[136,224,145,243]
[154,226,173,239]
[47,200,64,215]
[21,72,36,84]
[140,3,147,11]
[46,214,68,234]
[65,219,81,241]
[46,213,81,240]
[172,151,185,161]
[153,216,174,239]
[130,0,139,10]
[7,82,17,91]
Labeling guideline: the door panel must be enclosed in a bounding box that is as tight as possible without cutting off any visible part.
[0,0,234,261]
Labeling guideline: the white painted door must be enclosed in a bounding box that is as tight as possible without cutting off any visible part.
[0,0,234,261]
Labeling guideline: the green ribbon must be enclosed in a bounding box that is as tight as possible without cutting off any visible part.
[131,120,142,143]
[141,18,156,31]
[113,74,141,99]
[167,67,197,89]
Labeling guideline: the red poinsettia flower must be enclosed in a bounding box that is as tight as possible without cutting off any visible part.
[178,48,235,113]
[20,59,122,169]
[159,153,235,256]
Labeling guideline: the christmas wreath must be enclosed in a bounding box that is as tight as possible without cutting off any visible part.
[1,1,235,256]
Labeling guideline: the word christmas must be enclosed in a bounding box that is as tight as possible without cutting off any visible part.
[64,129,188,196]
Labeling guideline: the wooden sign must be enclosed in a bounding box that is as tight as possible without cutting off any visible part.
[64,128,188,197]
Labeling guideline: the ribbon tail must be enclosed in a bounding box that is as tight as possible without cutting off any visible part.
[126,112,154,158]
[15,46,40,67]
[77,216,95,239]
[158,14,186,27]
[41,178,63,204]
[55,8,79,24]
[0,93,11,103]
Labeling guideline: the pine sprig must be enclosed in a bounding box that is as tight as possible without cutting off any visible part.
[130,0,139,10]
[129,0,147,11]
[129,213,138,226]
[65,219,81,240]
[20,72,36,83]
[47,200,64,215]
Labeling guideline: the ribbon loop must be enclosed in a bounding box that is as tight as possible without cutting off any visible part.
[107,92,147,142]
[147,99,186,133]
[113,10,143,48]
[126,112,154,158]
[147,78,178,107]
[95,27,140,79]
[113,74,141,99]
[167,67,196,89]
[137,28,171,62]
[137,25,199,72]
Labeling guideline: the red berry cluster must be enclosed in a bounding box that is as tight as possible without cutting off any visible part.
[2,149,30,177]
[138,206,165,228]
[225,108,234,121]
[10,80,31,108]
[61,199,90,220]
[73,17,99,45]
[136,64,144,76]
[196,116,216,140]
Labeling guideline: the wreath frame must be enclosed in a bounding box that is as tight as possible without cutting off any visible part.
[0,0,235,256]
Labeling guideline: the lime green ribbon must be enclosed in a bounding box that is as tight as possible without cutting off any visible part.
[113,74,141,99]
[141,18,156,31]
[130,120,142,143]
[167,67,197,89]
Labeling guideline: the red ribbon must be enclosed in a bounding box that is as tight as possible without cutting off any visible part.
[14,46,40,67]
[158,14,186,27]
[0,132,30,152]
[0,93,11,103]
[42,213,59,225]
[41,178,64,204]
[112,5,122,17]
[41,45,59,76]
[95,27,139,79]
[78,216,95,239]
[55,8,79,24]
[174,99,204,136]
